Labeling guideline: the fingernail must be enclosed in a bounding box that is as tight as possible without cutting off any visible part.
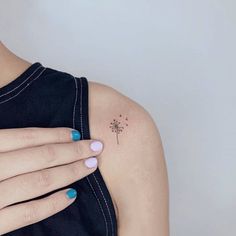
[85,157,98,168]
[71,130,81,141]
[66,188,77,199]
[90,141,103,152]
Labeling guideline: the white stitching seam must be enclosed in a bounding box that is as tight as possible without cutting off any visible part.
[80,78,108,236]
[87,177,109,236]
[72,76,78,129]
[72,76,109,236]
[93,174,114,236]
[82,77,115,236]
[0,65,43,98]
[0,68,46,105]
[83,75,115,236]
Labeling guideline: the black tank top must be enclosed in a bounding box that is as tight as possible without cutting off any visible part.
[0,62,117,236]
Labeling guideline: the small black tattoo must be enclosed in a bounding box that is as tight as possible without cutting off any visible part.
[109,114,128,144]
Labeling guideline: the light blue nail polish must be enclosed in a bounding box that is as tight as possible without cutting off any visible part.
[71,130,81,141]
[66,188,77,199]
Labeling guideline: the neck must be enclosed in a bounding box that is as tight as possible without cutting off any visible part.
[0,41,32,89]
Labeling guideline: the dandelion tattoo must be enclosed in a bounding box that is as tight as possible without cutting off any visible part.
[109,114,129,144]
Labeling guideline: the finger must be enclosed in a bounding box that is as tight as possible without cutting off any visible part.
[0,127,81,152]
[0,157,98,209]
[0,139,103,181]
[0,188,77,235]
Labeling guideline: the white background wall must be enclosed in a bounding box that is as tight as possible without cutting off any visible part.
[0,1,235,235]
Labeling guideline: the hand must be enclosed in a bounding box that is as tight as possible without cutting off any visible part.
[0,127,104,234]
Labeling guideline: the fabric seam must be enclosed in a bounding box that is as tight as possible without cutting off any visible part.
[93,174,115,236]
[72,76,109,236]
[72,76,78,129]
[87,177,109,236]
[81,77,115,236]
[0,68,46,105]
[0,65,43,98]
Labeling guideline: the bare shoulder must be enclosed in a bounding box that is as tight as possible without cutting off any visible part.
[88,81,169,236]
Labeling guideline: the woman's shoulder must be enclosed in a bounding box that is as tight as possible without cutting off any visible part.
[87,80,168,234]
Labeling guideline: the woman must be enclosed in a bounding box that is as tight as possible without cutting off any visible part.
[0,41,169,236]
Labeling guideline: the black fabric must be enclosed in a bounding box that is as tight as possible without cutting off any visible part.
[0,62,117,236]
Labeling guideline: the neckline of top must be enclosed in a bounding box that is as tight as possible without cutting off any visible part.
[0,62,45,97]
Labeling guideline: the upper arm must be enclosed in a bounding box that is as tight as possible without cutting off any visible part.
[88,81,169,236]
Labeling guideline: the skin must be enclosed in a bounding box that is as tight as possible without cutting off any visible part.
[0,41,169,235]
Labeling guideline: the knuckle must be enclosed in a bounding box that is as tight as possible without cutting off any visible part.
[56,127,70,143]
[18,175,30,190]
[42,145,58,165]
[74,142,84,156]
[20,128,37,144]
[43,144,57,160]
[37,170,52,188]
[70,162,80,177]
[46,197,58,213]
[23,204,38,224]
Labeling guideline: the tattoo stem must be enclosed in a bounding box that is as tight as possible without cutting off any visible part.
[116,132,119,144]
